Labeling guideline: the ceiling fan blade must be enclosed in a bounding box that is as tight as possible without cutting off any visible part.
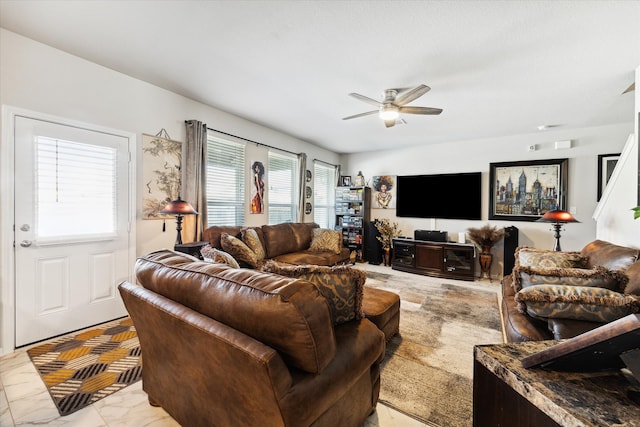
[342,110,378,120]
[384,119,396,128]
[394,84,430,106]
[348,93,383,107]
[399,106,443,115]
[622,82,635,94]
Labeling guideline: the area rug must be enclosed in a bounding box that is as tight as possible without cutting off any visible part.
[27,317,142,416]
[363,265,504,427]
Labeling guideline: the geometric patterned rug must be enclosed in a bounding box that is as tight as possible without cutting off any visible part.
[26,317,142,416]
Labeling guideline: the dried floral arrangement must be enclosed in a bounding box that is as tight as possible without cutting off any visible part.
[375,219,402,249]
[467,224,505,250]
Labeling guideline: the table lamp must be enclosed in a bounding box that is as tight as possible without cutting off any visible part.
[159,197,198,246]
[536,209,579,251]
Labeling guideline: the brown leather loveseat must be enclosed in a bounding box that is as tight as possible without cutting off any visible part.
[119,250,386,426]
[502,240,640,342]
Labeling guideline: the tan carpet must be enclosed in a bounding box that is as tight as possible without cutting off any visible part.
[363,264,504,427]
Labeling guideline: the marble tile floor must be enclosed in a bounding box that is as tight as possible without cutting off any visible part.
[0,344,428,427]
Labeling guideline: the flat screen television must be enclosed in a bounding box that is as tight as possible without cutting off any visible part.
[396,172,482,220]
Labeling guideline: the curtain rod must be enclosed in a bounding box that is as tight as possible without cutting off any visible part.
[313,158,339,168]
[201,125,300,157]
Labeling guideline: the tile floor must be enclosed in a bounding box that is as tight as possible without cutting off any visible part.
[0,343,427,426]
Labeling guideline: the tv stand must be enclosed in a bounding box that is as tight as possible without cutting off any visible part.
[392,238,476,281]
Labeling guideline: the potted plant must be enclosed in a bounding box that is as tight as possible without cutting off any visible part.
[375,219,402,266]
[467,224,505,280]
[633,206,640,220]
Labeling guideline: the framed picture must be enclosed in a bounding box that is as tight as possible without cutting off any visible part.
[597,153,620,201]
[341,175,351,186]
[372,175,396,209]
[489,158,568,221]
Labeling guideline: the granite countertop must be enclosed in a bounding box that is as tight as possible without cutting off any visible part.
[475,341,640,427]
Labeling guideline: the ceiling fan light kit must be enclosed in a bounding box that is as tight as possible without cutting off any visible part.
[343,84,442,128]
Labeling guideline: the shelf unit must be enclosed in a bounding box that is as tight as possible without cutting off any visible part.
[335,186,371,262]
[392,238,477,281]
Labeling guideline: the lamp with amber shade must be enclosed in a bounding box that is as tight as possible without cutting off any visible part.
[159,197,198,246]
[536,209,579,251]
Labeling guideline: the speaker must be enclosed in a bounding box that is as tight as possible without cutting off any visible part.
[414,229,448,242]
[365,221,383,265]
[503,226,519,276]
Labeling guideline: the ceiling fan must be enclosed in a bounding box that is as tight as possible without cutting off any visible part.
[342,84,443,128]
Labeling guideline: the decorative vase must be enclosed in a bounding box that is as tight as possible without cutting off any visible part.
[479,246,493,281]
[384,247,391,266]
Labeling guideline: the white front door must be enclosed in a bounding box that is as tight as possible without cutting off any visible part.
[14,116,133,347]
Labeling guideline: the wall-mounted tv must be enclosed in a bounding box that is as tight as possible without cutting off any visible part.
[396,172,482,220]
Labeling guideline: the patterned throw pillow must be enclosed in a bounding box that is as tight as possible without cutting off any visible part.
[220,232,258,268]
[309,228,342,255]
[200,244,240,268]
[241,228,266,262]
[212,248,240,268]
[514,284,640,323]
[511,247,589,292]
[515,247,588,269]
[261,261,364,325]
[515,265,628,292]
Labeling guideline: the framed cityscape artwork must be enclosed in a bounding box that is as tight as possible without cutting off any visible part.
[489,158,568,221]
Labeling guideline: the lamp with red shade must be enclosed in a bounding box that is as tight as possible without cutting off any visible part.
[159,197,198,246]
[536,209,579,251]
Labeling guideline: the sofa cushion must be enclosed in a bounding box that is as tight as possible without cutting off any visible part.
[580,240,640,271]
[220,232,259,268]
[202,226,243,249]
[261,261,365,325]
[514,284,640,323]
[261,223,317,259]
[513,265,628,293]
[135,250,337,374]
[309,228,342,254]
[241,228,266,262]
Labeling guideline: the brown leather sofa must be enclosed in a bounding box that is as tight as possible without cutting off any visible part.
[502,240,640,342]
[119,250,386,426]
[202,222,350,266]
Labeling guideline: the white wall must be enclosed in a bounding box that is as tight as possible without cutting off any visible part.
[342,121,634,277]
[0,29,341,257]
[593,65,640,246]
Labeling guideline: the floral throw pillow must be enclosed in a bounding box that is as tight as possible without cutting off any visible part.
[309,228,342,255]
[220,232,258,268]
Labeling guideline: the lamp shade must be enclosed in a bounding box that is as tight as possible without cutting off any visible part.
[536,210,579,223]
[159,197,198,216]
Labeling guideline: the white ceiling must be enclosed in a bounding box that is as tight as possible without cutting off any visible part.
[1,0,638,154]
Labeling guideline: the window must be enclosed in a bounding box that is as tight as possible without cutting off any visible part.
[36,136,117,242]
[268,151,298,224]
[206,135,246,226]
[313,162,336,229]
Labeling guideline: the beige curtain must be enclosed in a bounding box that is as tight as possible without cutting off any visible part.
[297,153,307,222]
[182,120,207,243]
